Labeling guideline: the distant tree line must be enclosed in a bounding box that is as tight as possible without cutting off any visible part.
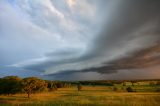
[77,81,114,86]
[0,76,71,98]
[0,76,160,98]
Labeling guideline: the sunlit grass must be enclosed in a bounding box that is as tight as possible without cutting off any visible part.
[0,86,160,106]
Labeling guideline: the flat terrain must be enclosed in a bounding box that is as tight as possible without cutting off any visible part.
[0,85,160,106]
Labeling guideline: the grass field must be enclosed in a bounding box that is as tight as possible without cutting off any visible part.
[0,85,160,106]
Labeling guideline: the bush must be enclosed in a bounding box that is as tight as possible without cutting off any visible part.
[0,76,22,95]
[47,81,58,91]
[49,85,57,91]
[122,82,126,86]
[126,87,134,92]
[113,87,118,91]
[77,84,82,91]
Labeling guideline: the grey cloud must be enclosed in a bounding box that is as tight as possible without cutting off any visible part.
[25,0,160,74]
[44,0,160,77]
[1,0,160,80]
[91,0,160,53]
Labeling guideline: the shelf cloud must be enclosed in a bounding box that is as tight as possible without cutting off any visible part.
[0,0,160,80]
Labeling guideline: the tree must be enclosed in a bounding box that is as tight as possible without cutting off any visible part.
[47,81,57,91]
[21,77,47,98]
[77,84,82,91]
[122,82,126,86]
[130,81,137,86]
[0,76,22,95]
[126,87,134,92]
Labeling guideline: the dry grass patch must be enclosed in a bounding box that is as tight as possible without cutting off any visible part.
[0,86,160,106]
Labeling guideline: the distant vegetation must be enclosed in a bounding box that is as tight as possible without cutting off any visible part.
[77,83,82,91]
[0,76,160,105]
[0,76,72,98]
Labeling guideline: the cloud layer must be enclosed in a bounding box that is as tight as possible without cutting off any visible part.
[0,0,160,80]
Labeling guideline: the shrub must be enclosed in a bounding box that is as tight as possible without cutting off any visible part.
[0,76,22,95]
[113,87,118,91]
[49,85,57,91]
[126,87,134,92]
[122,82,126,86]
[77,84,82,91]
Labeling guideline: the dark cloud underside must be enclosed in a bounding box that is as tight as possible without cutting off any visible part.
[47,0,160,76]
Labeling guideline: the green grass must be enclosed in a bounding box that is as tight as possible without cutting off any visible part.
[0,85,160,106]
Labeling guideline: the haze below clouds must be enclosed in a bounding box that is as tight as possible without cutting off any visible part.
[0,0,160,80]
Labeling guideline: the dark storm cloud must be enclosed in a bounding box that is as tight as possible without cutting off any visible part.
[82,0,160,72]
[45,43,160,76]
[29,0,160,77]
[45,0,160,77]
[46,43,160,79]
[109,44,160,69]
[1,0,160,80]
[90,0,160,54]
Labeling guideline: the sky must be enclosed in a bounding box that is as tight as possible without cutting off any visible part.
[0,0,160,80]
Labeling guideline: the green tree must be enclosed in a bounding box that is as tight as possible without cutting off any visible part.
[0,76,22,95]
[21,77,47,98]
